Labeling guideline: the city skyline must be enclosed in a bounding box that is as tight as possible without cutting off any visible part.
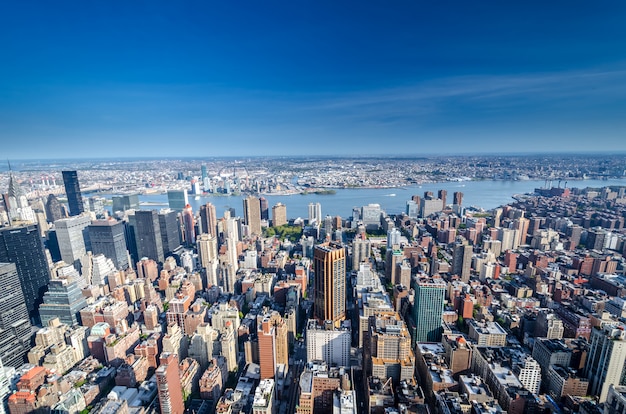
[2,2,626,159]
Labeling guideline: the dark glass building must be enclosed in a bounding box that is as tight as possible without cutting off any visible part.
[62,170,84,216]
[112,194,140,213]
[133,210,164,263]
[159,209,181,257]
[88,219,129,270]
[0,224,51,324]
[0,263,33,367]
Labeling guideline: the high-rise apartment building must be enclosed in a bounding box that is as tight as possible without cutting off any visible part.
[438,189,447,211]
[88,219,129,270]
[243,196,262,236]
[452,239,473,282]
[0,263,32,367]
[62,170,84,217]
[352,237,371,270]
[133,210,164,263]
[156,353,184,414]
[258,311,289,379]
[308,202,322,226]
[367,313,415,384]
[0,224,51,324]
[271,203,287,227]
[585,324,626,402]
[361,204,382,231]
[314,242,346,327]
[412,278,446,342]
[197,233,218,286]
[453,192,463,215]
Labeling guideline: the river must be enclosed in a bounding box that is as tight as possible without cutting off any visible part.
[105,178,626,220]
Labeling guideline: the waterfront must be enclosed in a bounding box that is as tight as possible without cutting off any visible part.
[108,178,626,219]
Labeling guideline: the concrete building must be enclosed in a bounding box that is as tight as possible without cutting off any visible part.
[306,320,350,367]
[585,324,626,402]
[467,320,507,347]
[55,213,91,266]
[252,378,276,414]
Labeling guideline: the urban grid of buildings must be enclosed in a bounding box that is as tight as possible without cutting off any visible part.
[0,155,625,414]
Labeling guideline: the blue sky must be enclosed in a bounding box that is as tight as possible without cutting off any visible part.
[1,1,626,159]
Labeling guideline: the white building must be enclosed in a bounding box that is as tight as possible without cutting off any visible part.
[306,320,351,367]
[252,378,275,414]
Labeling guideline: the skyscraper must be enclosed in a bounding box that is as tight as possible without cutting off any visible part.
[453,192,464,215]
[158,209,181,257]
[4,172,36,224]
[314,241,346,327]
[271,203,287,227]
[308,202,322,226]
[258,311,289,379]
[197,233,218,286]
[38,277,88,327]
[243,196,262,236]
[438,189,447,211]
[412,278,446,342]
[352,237,371,270]
[156,353,184,414]
[62,170,84,217]
[452,239,473,282]
[182,204,196,245]
[167,190,188,212]
[55,213,92,266]
[199,202,217,236]
[45,194,64,223]
[88,219,129,270]
[0,224,51,324]
[0,263,32,367]
[133,210,164,263]
[585,324,626,402]
[259,197,269,221]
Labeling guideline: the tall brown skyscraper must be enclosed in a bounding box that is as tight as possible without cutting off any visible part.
[271,203,287,227]
[243,196,262,236]
[438,189,447,211]
[314,241,346,327]
[156,353,184,414]
[199,202,217,236]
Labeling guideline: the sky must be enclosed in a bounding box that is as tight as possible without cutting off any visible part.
[1,1,626,159]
